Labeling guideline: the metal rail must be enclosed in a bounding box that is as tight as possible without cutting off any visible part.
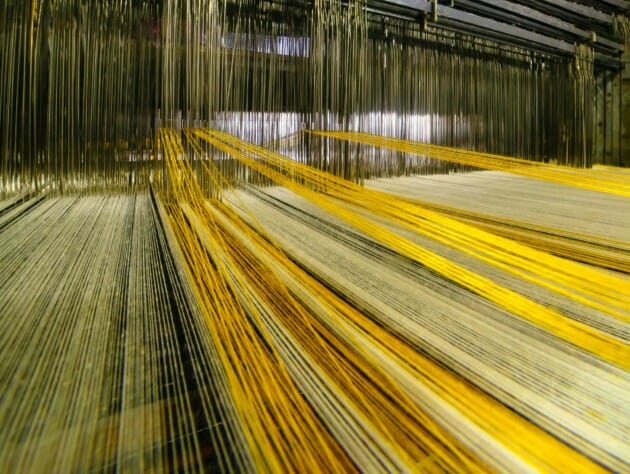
[371,0,626,69]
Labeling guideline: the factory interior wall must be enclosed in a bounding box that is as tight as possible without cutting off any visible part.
[595,43,629,167]
[622,45,630,167]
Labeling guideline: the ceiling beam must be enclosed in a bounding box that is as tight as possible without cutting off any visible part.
[380,0,575,52]
[371,0,624,68]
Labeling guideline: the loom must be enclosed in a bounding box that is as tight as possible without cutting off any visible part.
[1,0,629,472]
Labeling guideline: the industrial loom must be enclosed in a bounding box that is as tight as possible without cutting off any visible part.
[1,1,629,472]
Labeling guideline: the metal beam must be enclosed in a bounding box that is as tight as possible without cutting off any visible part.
[594,52,624,69]
[472,0,590,38]
[437,4,576,53]
[596,35,625,52]
[378,0,432,14]
[594,0,629,11]
[373,0,624,67]
[382,0,573,53]
[516,0,613,23]
[460,0,623,51]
